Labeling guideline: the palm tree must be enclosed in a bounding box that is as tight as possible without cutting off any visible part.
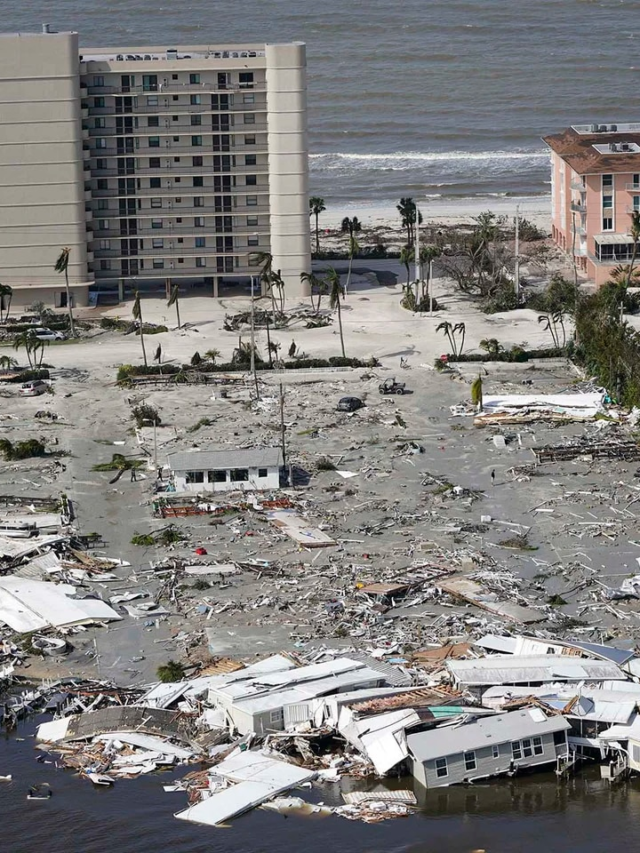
[204,348,221,364]
[0,355,17,369]
[309,196,326,255]
[300,271,326,314]
[167,284,181,329]
[452,322,466,357]
[13,331,36,367]
[396,198,422,246]
[436,321,465,357]
[0,284,12,324]
[421,245,442,304]
[436,321,455,356]
[341,216,361,296]
[53,248,76,338]
[325,266,346,358]
[252,251,276,320]
[399,245,413,289]
[132,290,148,366]
[628,211,640,286]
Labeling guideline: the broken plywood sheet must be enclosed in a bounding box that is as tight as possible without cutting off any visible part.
[268,510,336,548]
[439,576,543,624]
[184,563,239,576]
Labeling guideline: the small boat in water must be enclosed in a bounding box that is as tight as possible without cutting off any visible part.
[27,784,52,800]
[0,775,12,781]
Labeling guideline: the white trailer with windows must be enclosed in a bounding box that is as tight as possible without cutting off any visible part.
[167,447,282,494]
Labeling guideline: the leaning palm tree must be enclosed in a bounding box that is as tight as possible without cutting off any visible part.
[53,248,76,338]
[628,210,640,286]
[132,290,148,367]
[452,322,466,357]
[341,216,361,297]
[309,196,326,255]
[167,284,181,329]
[0,355,17,369]
[325,267,346,358]
[300,271,326,314]
[0,284,13,324]
[252,251,276,320]
[13,331,36,367]
[436,321,456,357]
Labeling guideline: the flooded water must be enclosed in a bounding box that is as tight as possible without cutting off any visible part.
[3,719,640,853]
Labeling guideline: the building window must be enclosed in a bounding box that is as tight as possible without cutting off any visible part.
[243,94,255,104]
[464,751,476,772]
[150,177,161,189]
[173,136,180,142]
[522,739,533,758]
[98,199,108,210]
[239,72,254,88]
[193,176,204,188]
[178,258,184,263]
[151,198,162,208]
[191,115,202,126]
[100,259,111,270]
[94,96,105,108]
[194,216,205,227]
[512,742,522,760]
[153,258,165,269]
[247,215,258,227]
[230,468,249,481]
[603,194,613,210]
[244,114,255,125]
[152,238,164,248]
[191,136,203,147]
[195,237,205,248]
[435,757,448,779]
[244,135,256,146]
[185,471,204,484]
[245,154,257,166]
[190,73,201,84]
[174,156,181,162]
[257,467,268,478]
[492,745,500,759]
[95,117,106,129]
[191,94,201,105]
[93,75,104,87]
[633,173,640,189]
[602,173,613,188]
[193,156,203,167]
[149,137,160,148]
[634,195,640,212]
[151,219,163,229]
[196,257,206,267]
[175,197,182,203]
[248,235,259,246]
[176,217,182,222]
[532,737,544,756]
[147,95,158,106]
[270,709,284,724]
[602,217,613,231]
[99,239,110,250]
[149,157,161,168]
[96,138,107,149]
[246,175,257,186]
[208,470,227,483]
[143,74,158,92]
[97,179,108,190]
[98,219,109,230]
[194,197,204,207]
[246,196,258,207]
[173,95,179,101]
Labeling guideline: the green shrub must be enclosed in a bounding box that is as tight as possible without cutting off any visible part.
[157,660,186,682]
[316,457,337,471]
[0,438,46,460]
[131,403,161,428]
[3,368,50,383]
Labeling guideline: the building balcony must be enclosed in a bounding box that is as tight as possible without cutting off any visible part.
[92,220,268,238]
[627,206,640,215]
[86,82,266,97]
[570,179,586,191]
[626,183,640,191]
[570,201,586,214]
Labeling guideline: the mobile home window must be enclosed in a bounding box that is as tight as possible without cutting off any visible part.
[185,471,204,483]
[231,468,249,482]
[464,751,476,771]
[258,468,268,478]
[492,745,500,759]
[208,470,227,483]
[435,757,448,778]
[532,737,543,756]
[512,741,522,760]
[522,739,533,758]
[270,709,284,724]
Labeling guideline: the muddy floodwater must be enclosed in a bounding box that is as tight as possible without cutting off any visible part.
[2,721,640,853]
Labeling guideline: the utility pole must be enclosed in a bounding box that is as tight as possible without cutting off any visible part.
[514,204,520,302]
[571,211,580,345]
[265,317,273,368]
[429,258,434,315]
[414,202,421,306]
[249,275,260,399]
[279,383,287,468]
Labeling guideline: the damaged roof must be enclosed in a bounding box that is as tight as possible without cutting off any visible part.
[543,126,640,174]
[168,446,283,471]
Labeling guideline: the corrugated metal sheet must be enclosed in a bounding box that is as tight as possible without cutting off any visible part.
[343,790,417,805]
[447,654,626,686]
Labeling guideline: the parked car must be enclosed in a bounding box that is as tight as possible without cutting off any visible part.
[379,378,407,395]
[337,396,364,412]
[31,328,66,341]
[19,380,48,397]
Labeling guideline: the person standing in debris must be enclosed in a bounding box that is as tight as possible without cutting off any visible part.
[130,467,137,482]
[491,469,496,486]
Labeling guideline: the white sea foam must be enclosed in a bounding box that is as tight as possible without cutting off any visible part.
[310,150,549,166]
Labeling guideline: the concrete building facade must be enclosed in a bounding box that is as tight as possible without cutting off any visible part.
[544,123,640,286]
[0,28,311,308]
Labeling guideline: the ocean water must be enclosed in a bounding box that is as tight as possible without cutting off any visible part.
[7,0,640,206]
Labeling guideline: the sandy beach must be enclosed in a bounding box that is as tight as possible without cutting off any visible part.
[320,194,552,232]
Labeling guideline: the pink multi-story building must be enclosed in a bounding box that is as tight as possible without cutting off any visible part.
[544,123,640,286]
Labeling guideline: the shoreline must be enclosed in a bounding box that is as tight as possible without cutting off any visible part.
[318,194,552,231]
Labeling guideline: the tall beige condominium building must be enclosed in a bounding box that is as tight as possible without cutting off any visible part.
[0,28,311,308]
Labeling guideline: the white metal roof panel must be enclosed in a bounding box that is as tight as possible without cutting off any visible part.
[168,446,282,472]
[447,655,625,686]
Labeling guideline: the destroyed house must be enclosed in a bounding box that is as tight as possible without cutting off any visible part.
[446,655,626,698]
[407,709,571,789]
[208,658,391,735]
[167,447,283,494]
